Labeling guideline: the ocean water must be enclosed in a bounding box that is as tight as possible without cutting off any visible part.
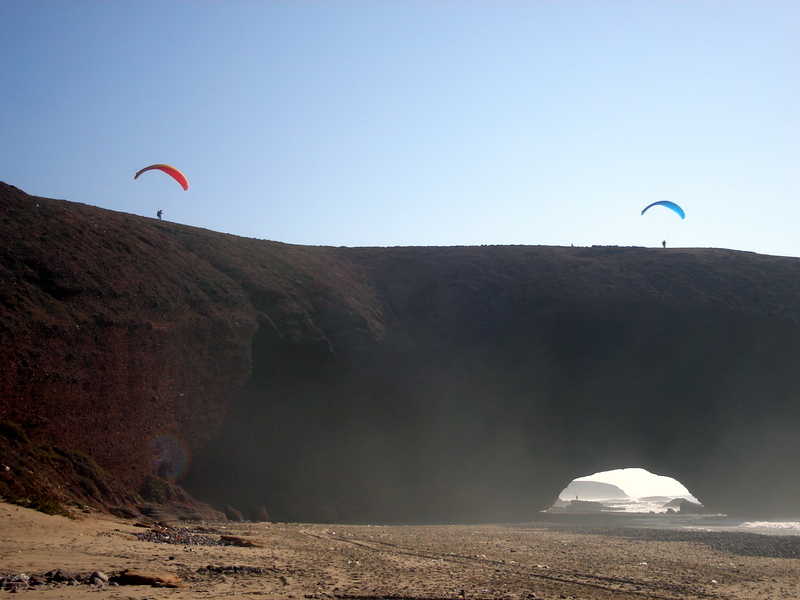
[606,501,800,534]
[740,521,800,532]
[677,520,800,536]
[554,495,700,514]
[601,497,688,513]
[550,496,800,535]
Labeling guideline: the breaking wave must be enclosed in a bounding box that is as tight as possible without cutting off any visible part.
[741,521,800,531]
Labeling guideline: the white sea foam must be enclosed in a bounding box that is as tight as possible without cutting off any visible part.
[602,498,674,513]
[555,496,698,514]
[741,521,800,531]
[551,493,706,515]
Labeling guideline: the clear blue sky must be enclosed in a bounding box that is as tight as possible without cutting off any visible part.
[3,1,798,253]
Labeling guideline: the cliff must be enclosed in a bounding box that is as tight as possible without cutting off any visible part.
[559,481,628,500]
[3,181,800,521]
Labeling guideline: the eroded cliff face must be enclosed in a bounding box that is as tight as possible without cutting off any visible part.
[3,182,800,521]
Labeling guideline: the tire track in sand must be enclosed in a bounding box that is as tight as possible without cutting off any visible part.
[299,529,723,600]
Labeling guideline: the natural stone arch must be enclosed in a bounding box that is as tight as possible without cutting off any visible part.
[187,289,800,522]
[4,184,800,522]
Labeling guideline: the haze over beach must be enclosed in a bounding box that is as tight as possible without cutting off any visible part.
[3,2,800,599]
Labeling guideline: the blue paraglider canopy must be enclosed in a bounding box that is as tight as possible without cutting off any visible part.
[641,200,685,219]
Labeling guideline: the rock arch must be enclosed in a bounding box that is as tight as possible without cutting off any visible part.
[4,184,800,522]
[187,257,800,521]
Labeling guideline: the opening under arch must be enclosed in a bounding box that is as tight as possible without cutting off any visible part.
[549,468,703,514]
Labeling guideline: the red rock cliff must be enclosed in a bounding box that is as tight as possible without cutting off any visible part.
[0,182,382,513]
[4,182,800,521]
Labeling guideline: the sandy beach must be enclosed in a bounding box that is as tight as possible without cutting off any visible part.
[2,502,800,599]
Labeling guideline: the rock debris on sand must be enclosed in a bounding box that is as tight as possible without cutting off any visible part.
[197,565,272,576]
[0,568,186,591]
[135,524,259,547]
[0,569,112,591]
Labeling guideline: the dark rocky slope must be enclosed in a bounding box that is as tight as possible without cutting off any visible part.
[2,182,800,521]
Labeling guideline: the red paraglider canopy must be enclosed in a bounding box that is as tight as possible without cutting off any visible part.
[134,164,189,191]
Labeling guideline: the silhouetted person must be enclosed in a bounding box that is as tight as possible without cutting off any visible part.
[157,209,163,220]
[662,240,666,248]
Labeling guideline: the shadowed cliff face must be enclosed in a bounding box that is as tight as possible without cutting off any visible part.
[3,182,800,521]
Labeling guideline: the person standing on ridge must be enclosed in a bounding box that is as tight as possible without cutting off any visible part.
[157,209,163,220]
[662,240,666,248]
